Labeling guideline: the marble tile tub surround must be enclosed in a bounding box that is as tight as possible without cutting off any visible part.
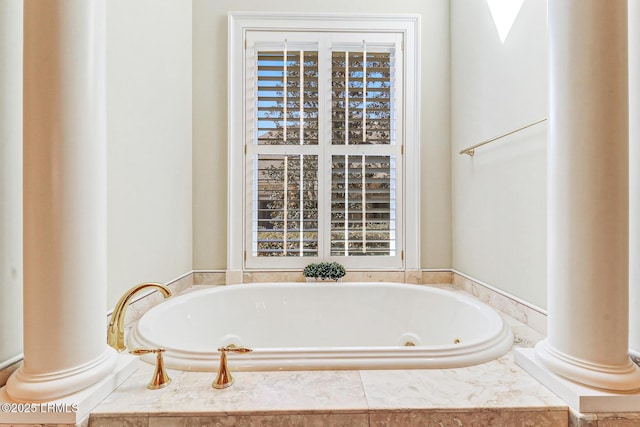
[89,301,640,427]
[193,269,436,286]
[0,268,541,396]
[88,274,577,426]
[452,270,548,336]
[90,316,568,426]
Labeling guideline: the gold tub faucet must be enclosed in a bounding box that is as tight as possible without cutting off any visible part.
[107,282,172,352]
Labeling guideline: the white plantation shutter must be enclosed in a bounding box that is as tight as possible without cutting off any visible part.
[330,49,397,258]
[245,31,404,269]
[256,50,319,146]
[331,155,396,256]
[252,154,319,257]
[330,51,395,146]
[249,42,321,263]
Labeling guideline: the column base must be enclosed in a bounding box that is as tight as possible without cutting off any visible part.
[6,347,118,402]
[0,352,137,425]
[534,340,640,392]
[515,347,640,413]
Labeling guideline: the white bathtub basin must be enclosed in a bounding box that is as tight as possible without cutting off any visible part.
[128,282,513,371]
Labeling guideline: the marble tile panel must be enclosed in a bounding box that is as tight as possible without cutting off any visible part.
[4,424,84,427]
[568,410,598,427]
[360,355,566,410]
[241,270,430,284]
[170,274,195,295]
[403,269,422,284]
[370,408,568,427]
[192,271,226,286]
[9,425,74,427]
[88,416,148,427]
[5,425,70,427]
[93,368,367,416]
[242,271,307,283]
[149,413,368,427]
[421,271,454,284]
[194,270,459,286]
[597,412,640,426]
[161,370,366,414]
[225,270,243,285]
[92,363,187,414]
[453,273,547,335]
[344,271,406,282]
[174,284,223,296]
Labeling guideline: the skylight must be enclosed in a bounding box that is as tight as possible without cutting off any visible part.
[486,0,524,43]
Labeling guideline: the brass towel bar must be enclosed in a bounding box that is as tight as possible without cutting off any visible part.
[459,118,547,157]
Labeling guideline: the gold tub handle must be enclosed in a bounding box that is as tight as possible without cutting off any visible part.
[129,347,171,390]
[212,345,253,389]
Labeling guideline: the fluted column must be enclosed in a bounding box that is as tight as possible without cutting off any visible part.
[629,0,640,360]
[6,0,117,401]
[534,0,640,391]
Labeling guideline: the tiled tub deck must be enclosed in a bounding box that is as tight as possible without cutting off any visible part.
[88,283,576,427]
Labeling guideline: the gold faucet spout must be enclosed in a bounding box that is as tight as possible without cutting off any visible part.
[107,282,172,352]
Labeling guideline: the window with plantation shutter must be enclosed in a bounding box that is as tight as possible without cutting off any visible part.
[229,14,420,271]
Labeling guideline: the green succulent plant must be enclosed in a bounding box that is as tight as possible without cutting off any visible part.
[303,262,346,281]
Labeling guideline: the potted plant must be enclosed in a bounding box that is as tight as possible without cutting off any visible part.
[303,262,346,282]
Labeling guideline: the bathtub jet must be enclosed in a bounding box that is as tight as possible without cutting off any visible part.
[128,282,514,371]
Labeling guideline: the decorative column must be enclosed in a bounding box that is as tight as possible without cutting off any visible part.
[630,0,640,362]
[533,0,640,391]
[6,0,117,401]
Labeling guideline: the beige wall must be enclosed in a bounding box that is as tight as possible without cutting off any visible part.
[192,0,452,270]
[451,0,547,308]
[106,0,193,307]
[0,0,23,366]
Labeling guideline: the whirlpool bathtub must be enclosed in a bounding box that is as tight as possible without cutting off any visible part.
[128,282,514,371]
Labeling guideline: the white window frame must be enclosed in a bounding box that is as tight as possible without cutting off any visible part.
[228,12,421,272]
